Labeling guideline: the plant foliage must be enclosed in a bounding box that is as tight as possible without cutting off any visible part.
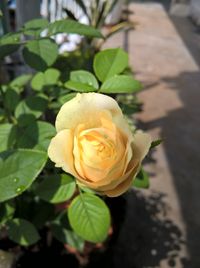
[0,17,155,251]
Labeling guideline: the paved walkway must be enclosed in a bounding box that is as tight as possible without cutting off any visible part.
[104,2,200,268]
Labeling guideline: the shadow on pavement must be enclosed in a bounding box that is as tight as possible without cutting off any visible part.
[124,1,200,267]
[86,191,185,268]
[112,191,185,268]
[139,70,200,268]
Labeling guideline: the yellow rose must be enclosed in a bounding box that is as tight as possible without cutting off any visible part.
[48,93,151,197]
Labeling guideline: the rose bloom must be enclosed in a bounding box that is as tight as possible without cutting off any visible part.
[48,93,151,197]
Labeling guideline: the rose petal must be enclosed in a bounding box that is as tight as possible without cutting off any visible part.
[132,131,152,162]
[103,164,140,197]
[48,129,78,177]
[48,92,152,198]
[104,176,133,197]
[88,131,151,192]
[55,93,122,132]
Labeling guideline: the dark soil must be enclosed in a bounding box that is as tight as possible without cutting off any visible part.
[0,196,126,268]
[0,191,187,268]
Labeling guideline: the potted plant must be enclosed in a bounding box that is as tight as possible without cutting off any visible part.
[0,16,161,267]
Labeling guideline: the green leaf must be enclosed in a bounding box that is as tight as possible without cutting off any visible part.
[70,70,99,90]
[31,68,60,91]
[58,93,77,104]
[64,80,96,92]
[0,149,47,202]
[31,73,44,91]
[0,201,15,226]
[4,89,20,112]
[100,75,142,93]
[150,139,163,149]
[23,18,49,36]
[52,223,84,252]
[0,124,16,152]
[119,102,141,115]
[47,19,103,38]
[9,74,32,93]
[0,108,5,122]
[0,45,19,63]
[0,33,21,59]
[0,45,20,59]
[133,169,150,189]
[43,68,60,85]
[16,121,56,151]
[23,39,58,71]
[0,33,20,45]
[15,96,48,120]
[35,174,76,203]
[31,200,55,229]
[68,193,110,243]
[7,218,40,246]
[24,18,49,30]
[93,48,128,82]
[78,185,96,194]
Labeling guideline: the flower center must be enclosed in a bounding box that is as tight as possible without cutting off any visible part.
[80,130,116,162]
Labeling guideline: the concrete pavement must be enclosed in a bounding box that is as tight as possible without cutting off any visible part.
[104,2,200,267]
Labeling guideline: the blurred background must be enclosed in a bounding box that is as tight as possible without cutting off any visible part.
[0,0,200,267]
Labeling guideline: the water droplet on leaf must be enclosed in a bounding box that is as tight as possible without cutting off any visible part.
[15,185,25,194]
[13,178,19,183]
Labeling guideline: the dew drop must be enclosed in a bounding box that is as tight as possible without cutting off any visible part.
[15,185,25,194]
[13,178,19,183]
[16,187,21,194]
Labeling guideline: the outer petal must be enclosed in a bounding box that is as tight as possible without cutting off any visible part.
[104,164,140,197]
[100,131,151,195]
[48,129,78,177]
[55,93,122,132]
[132,131,152,162]
[113,113,134,143]
[104,176,133,197]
